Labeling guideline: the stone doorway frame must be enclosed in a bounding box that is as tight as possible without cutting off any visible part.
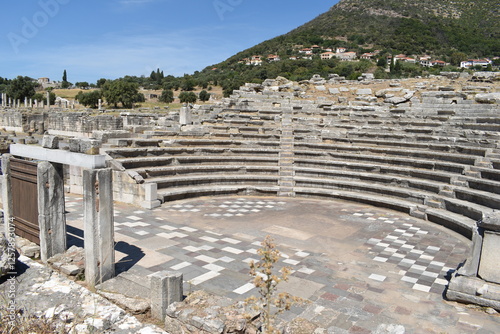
[2,143,115,287]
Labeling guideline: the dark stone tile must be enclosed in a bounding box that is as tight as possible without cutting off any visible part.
[395,306,412,315]
[321,292,339,302]
[347,293,364,302]
[349,325,371,334]
[363,304,383,315]
[367,286,385,294]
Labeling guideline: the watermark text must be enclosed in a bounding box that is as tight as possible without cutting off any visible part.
[7,0,71,54]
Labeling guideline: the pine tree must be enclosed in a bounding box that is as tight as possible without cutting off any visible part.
[61,69,70,88]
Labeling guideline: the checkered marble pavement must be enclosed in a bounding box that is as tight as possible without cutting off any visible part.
[65,196,467,299]
[65,196,313,300]
[360,213,455,293]
[165,198,287,218]
[64,195,500,333]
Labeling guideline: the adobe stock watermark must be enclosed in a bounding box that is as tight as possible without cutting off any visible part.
[7,0,71,54]
[5,218,18,327]
[213,0,244,21]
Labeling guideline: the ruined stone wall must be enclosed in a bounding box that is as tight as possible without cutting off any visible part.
[0,110,25,132]
[46,113,124,137]
[0,110,182,136]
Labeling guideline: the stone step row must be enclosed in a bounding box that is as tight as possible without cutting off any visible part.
[131,165,280,178]
[157,185,279,202]
[116,156,280,169]
[294,143,479,166]
[294,167,500,210]
[108,146,281,159]
[316,137,491,155]
[147,174,279,189]
[293,187,475,238]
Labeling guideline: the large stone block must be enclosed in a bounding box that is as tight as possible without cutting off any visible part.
[150,271,183,321]
[80,139,102,155]
[478,232,500,284]
[356,88,373,95]
[42,135,59,149]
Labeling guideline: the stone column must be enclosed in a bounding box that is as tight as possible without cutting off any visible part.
[1,154,13,238]
[98,99,102,111]
[150,271,183,320]
[46,92,50,108]
[37,162,66,262]
[179,104,192,125]
[24,97,28,108]
[83,168,115,287]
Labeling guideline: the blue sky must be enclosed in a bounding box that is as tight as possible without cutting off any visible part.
[0,0,336,84]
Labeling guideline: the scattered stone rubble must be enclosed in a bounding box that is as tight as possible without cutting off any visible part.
[47,245,85,278]
[164,290,259,333]
[0,255,167,334]
[15,236,40,259]
[232,72,499,108]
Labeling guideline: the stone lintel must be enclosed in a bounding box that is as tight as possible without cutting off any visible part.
[11,144,106,169]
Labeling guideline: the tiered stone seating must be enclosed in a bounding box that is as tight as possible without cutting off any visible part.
[107,107,284,201]
[107,89,500,239]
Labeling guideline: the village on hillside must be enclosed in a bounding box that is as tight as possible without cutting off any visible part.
[240,45,497,70]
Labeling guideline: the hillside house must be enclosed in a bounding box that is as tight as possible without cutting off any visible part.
[336,47,347,53]
[394,54,407,62]
[250,55,263,66]
[336,52,357,61]
[268,55,281,62]
[299,48,313,55]
[321,52,335,60]
[460,59,492,68]
[38,77,58,89]
[360,53,375,60]
[431,60,447,66]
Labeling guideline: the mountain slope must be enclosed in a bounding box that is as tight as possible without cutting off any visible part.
[222,0,499,64]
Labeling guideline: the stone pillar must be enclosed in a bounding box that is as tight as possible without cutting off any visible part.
[1,154,13,238]
[46,92,50,108]
[24,97,28,108]
[447,213,500,310]
[29,99,33,108]
[142,183,161,209]
[8,98,12,107]
[83,168,115,287]
[179,104,192,125]
[37,162,66,262]
[149,271,183,320]
[98,99,102,111]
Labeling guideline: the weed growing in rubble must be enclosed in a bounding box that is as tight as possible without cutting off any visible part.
[246,235,303,333]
